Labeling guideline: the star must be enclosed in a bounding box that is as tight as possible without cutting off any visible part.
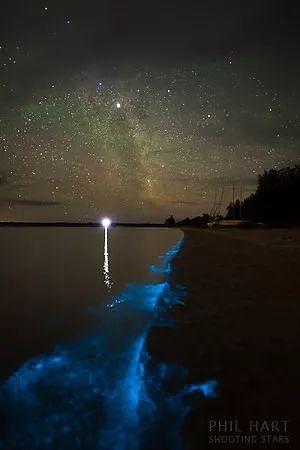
[0,2,299,222]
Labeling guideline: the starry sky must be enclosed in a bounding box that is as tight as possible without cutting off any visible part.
[1,1,300,222]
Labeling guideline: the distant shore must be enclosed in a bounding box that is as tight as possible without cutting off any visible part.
[1,221,300,229]
[0,221,166,227]
[148,227,300,449]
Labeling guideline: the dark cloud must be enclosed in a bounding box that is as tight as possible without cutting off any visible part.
[0,198,62,207]
[168,200,200,205]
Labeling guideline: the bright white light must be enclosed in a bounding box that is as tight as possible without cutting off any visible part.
[101,217,111,228]
[116,102,121,109]
[102,218,112,288]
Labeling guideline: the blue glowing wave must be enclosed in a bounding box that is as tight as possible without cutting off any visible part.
[150,239,183,274]
[0,236,218,450]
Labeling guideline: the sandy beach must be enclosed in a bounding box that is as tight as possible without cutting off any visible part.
[148,228,300,449]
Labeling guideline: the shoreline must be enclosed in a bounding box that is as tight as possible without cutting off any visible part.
[148,228,300,449]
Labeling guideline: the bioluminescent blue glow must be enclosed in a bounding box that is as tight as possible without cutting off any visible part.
[0,234,219,450]
[105,282,168,312]
[150,239,183,274]
[184,379,218,398]
[150,262,171,274]
[100,332,149,450]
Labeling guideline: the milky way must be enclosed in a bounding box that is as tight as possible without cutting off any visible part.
[0,1,300,221]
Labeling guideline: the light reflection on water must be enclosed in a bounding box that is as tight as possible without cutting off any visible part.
[103,225,112,289]
[0,232,217,450]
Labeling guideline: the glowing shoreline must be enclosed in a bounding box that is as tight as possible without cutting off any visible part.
[0,234,217,450]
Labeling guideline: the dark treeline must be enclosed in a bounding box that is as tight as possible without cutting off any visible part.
[226,165,300,224]
[165,213,223,227]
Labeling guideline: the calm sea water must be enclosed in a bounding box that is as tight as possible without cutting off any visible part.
[0,226,216,450]
[0,226,182,380]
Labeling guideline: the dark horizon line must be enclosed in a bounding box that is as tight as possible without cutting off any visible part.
[0,221,167,228]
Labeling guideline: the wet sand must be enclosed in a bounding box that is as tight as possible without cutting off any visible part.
[148,228,300,449]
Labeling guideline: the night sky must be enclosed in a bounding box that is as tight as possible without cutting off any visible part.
[1,1,300,222]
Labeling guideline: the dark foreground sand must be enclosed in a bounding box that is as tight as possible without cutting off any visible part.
[148,228,300,449]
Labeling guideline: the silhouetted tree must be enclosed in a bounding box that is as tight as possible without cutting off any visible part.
[226,200,241,220]
[177,213,213,227]
[226,165,300,223]
[165,215,176,226]
[179,217,191,226]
